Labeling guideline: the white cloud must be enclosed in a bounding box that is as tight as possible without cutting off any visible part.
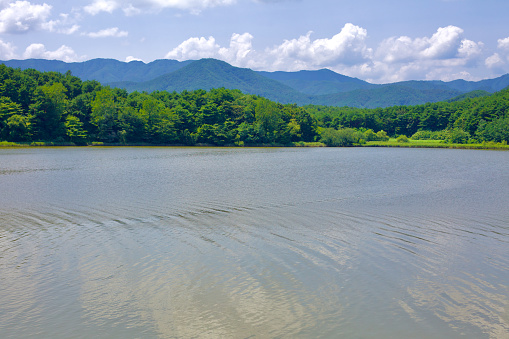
[457,39,483,60]
[23,44,82,62]
[0,39,17,59]
[165,36,220,60]
[218,33,254,66]
[0,1,52,33]
[267,24,372,70]
[85,27,128,38]
[421,25,463,59]
[369,26,485,82]
[126,56,143,62]
[498,37,509,50]
[84,0,118,15]
[165,24,372,72]
[376,26,481,65]
[42,13,80,35]
[84,0,236,15]
[485,53,504,69]
[164,24,488,82]
[123,4,141,15]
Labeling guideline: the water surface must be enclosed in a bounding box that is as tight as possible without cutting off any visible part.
[0,147,508,338]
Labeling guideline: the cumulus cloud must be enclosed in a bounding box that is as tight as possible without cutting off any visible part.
[0,39,17,59]
[165,36,220,60]
[485,53,504,69]
[85,27,128,38]
[485,36,509,73]
[0,1,52,33]
[23,43,82,62]
[165,33,260,68]
[164,24,489,82]
[218,33,254,66]
[84,0,236,15]
[165,24,371,71]
[498,37,509,50]
[267,24,372,70]
[370,26,484,82]
[421,25,463,59]
[376,26,481,64]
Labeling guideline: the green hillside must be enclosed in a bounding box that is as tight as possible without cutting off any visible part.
[312,86,463,108]
[1,58,192,83]
[111,59,309,104]
[0,64,508,147]
[258,69,373,95]
[2,58,509,109]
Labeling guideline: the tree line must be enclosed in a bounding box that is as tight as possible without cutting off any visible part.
[0,64,508,146]
[306,87,509,144]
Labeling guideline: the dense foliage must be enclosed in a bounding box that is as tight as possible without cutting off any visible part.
[306,88,509,144]
[0,64,508,146]
[0,64,318,145]
[5,58,509,108]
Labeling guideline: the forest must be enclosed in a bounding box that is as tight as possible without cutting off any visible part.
[0,64,508,146]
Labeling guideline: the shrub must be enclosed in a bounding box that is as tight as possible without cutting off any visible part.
[320,127,364,146]
[396,135,409,143]
[363,129,377,141]
[411,130,449,140]
[376,130,390,141]
[448,128,470,144]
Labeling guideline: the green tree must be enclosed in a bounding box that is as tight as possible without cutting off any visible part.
[448,128,470,144]
[65,115,87,144]
[396,135,409,142]
[91,87,119,142]
[320,128,363,146]
[29,83,68,140]
[476,117,509,143]
[6,114,31,141]
[376,130,390,141]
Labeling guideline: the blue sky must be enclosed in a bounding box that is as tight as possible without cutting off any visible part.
[0,0,508,83]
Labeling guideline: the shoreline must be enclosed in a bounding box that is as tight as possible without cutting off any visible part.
[2,140,509,150]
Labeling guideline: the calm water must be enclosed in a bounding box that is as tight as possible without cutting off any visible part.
[0,147,508,338]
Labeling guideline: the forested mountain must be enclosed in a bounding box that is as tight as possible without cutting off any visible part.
[3,58,509,108]
[257,69,373,95]
[1,58,192,83]
[311,86,463,108]
[109,59,308,104]
[0,64,508,146]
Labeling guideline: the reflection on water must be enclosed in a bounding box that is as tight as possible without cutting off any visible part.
[0,147,508,338]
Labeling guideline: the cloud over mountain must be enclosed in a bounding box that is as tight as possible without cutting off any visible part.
[164,24,489,83]
[22,43,82,62]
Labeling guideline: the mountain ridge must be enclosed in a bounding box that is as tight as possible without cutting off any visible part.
[2,58,508,108]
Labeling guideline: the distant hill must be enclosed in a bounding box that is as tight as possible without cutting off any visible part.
[2,57,508,108]
[385,75,509,93]
[0,58,192,83]
[110,59,309,104]
[446,90,492,102]
[258,69,374,95]
[311,85,463,108]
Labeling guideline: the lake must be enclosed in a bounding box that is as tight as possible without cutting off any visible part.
[0,147,508,338]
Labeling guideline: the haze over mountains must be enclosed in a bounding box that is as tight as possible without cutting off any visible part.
[3,58,509,108]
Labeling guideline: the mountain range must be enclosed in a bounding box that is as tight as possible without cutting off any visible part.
[2,58,508,108]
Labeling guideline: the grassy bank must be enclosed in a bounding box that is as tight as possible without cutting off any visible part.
[2,139,508,150]
[0,141,327,148]
[365,139,509,150]
[0,141,78,147]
